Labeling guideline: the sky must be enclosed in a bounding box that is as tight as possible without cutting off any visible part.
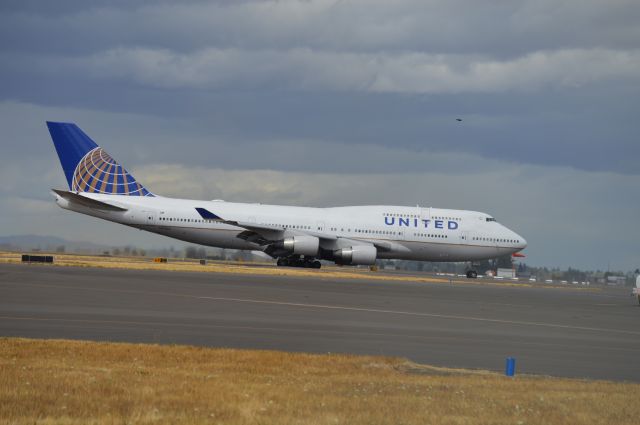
[0,0,638,271]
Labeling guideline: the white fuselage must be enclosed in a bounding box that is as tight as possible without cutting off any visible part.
[55,192,526,263]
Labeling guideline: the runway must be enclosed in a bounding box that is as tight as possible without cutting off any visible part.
[1,263,638,381]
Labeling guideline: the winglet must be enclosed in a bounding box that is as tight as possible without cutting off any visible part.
[195,207,222,220]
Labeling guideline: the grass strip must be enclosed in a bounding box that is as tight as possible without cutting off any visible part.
[1,338,637,424]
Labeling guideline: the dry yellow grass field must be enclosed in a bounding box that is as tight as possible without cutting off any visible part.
[2,250,441,283]
[1,338,637,425]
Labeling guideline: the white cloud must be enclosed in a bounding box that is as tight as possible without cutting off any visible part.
[4,196,58,214]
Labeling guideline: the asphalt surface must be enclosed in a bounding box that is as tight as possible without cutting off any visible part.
[1,263,638,381]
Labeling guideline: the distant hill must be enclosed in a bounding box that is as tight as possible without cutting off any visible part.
[0,235,111,253]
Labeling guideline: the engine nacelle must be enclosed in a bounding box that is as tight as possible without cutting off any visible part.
[333,245,377,265]
[279,235,320,256]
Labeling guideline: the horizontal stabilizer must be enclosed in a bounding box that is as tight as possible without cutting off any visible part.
[52,189,128,212]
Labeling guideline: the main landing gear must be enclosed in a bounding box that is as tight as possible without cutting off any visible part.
[277,256,321,269]
[465,262,479,279]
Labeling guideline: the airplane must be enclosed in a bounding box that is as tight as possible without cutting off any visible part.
[47,122,527,278]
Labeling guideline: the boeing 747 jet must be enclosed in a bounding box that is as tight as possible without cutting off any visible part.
[47,122,526,277]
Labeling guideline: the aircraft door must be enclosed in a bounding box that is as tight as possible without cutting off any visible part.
[141,210,157,226]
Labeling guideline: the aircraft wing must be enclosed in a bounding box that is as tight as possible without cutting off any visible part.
[52,189,128,212]
[218,218,338,241]
[353,238,408,253]
[233,222,339,245]
[195,207,338,245]
[225,221,284,232]
[367,240,394,252]
[194,208,401,259]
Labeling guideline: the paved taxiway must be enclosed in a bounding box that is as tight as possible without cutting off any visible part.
[1,263,638,381]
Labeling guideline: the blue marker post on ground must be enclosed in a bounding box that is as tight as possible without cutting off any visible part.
[505,357,516,377]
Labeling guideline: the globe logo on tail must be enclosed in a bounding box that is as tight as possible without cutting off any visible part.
[71,147,153,196]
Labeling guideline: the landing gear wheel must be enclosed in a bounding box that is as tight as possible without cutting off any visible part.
[312,261,321,269]
[466,270,478,279]
[277,258,289,267]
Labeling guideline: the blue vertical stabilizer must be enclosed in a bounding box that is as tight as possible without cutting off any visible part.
[46,122,153,196]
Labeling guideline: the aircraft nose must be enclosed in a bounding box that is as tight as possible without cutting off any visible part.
[507,227,527,250]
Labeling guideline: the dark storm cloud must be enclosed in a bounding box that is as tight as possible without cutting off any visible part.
[1,1,639,174]
[2,65,638,175]
[2,1,639,56]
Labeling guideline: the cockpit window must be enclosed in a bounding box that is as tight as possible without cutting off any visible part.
[486,217,497,222]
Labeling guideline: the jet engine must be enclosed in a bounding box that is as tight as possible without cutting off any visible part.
[333,245,377,265]
[272,235,320,256]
